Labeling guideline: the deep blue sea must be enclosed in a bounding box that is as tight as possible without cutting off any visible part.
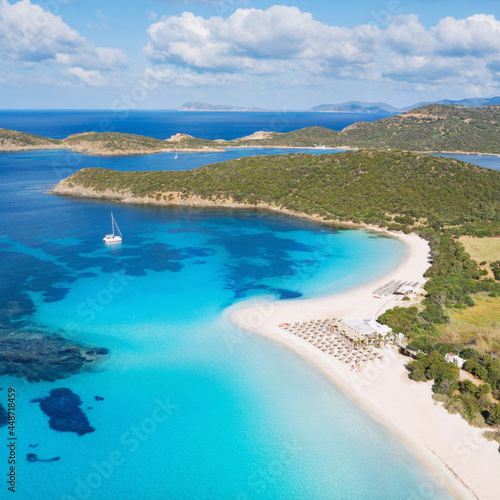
[0,111,461,500]
[0,110,397,140]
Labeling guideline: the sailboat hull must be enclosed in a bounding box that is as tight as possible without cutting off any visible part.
[103,234,122,244]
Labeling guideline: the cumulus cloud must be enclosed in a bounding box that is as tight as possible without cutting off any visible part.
[143,67,242,87]
[0,0,126,70]
[379,14,500,85]
[432,14,500,56]
[144,7,500,89]
[144,6,376,74]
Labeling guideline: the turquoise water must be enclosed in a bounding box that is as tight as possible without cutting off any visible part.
[0,141,454,498]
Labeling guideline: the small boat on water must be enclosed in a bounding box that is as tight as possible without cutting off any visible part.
[103,212,122,244]
[175,151,178,159]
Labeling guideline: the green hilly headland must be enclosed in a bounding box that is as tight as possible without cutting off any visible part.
[0,128,62,150]
[54,150,499,232]
[336,104,500,153]
[225,126,339,147]
[63,131,222,155]
[0,129,222,155]
[223,104,500,152]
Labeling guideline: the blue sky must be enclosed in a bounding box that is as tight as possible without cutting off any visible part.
[1,0,500,109]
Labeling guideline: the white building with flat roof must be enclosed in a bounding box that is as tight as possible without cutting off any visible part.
[344,319,392,339]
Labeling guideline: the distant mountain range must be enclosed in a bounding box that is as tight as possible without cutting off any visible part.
[308,97,500,113]
[179,97,500,114]
[434,96,500,107]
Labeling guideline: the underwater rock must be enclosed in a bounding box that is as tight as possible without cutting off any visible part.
[31,388,95,436]
[0,332,109,382]
[0,403,7,427]
[86,348,109,356]
[26,453,60,463]
[94,396,104,401]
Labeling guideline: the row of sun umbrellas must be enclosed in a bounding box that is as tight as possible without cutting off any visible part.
[279,318,385,365]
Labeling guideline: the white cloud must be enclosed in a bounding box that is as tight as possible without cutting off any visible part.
[145,6,376,73]
[433,14,500,56]
[379,14,500,86]
[143,67,242,87]
[65,67,109,87]
[382,14,435,55]
[144,7,500,90]
[0,0,126,70]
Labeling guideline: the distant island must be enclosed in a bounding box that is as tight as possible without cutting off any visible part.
[3,104,500,155]
[308,101,400,113]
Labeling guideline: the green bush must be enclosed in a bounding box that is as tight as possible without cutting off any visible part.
[432,393,449,403]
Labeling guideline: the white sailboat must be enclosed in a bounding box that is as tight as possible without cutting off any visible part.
[103,212,122,244]
[174,151,178,159]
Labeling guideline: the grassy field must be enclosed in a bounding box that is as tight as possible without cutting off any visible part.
[440,293,500,353]
[459,236,500,262]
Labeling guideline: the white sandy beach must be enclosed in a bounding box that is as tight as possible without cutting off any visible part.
[229,230,500,500]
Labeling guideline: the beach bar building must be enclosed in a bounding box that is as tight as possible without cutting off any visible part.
[344,319,392,339]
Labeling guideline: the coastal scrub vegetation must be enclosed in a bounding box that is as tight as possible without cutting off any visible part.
[64,132,168,152]
[0,128,61,148]
[407,348,500,428]
[60,150,500,231]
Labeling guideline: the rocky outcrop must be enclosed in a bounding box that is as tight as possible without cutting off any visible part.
[31,388,95,436]
[0,332,109,382]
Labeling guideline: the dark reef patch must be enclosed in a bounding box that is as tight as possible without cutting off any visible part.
[0,403,7,427]
[27,453,60,463]
[31,388,95,436]
[270,288,302,300]
[0,332,109,382]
